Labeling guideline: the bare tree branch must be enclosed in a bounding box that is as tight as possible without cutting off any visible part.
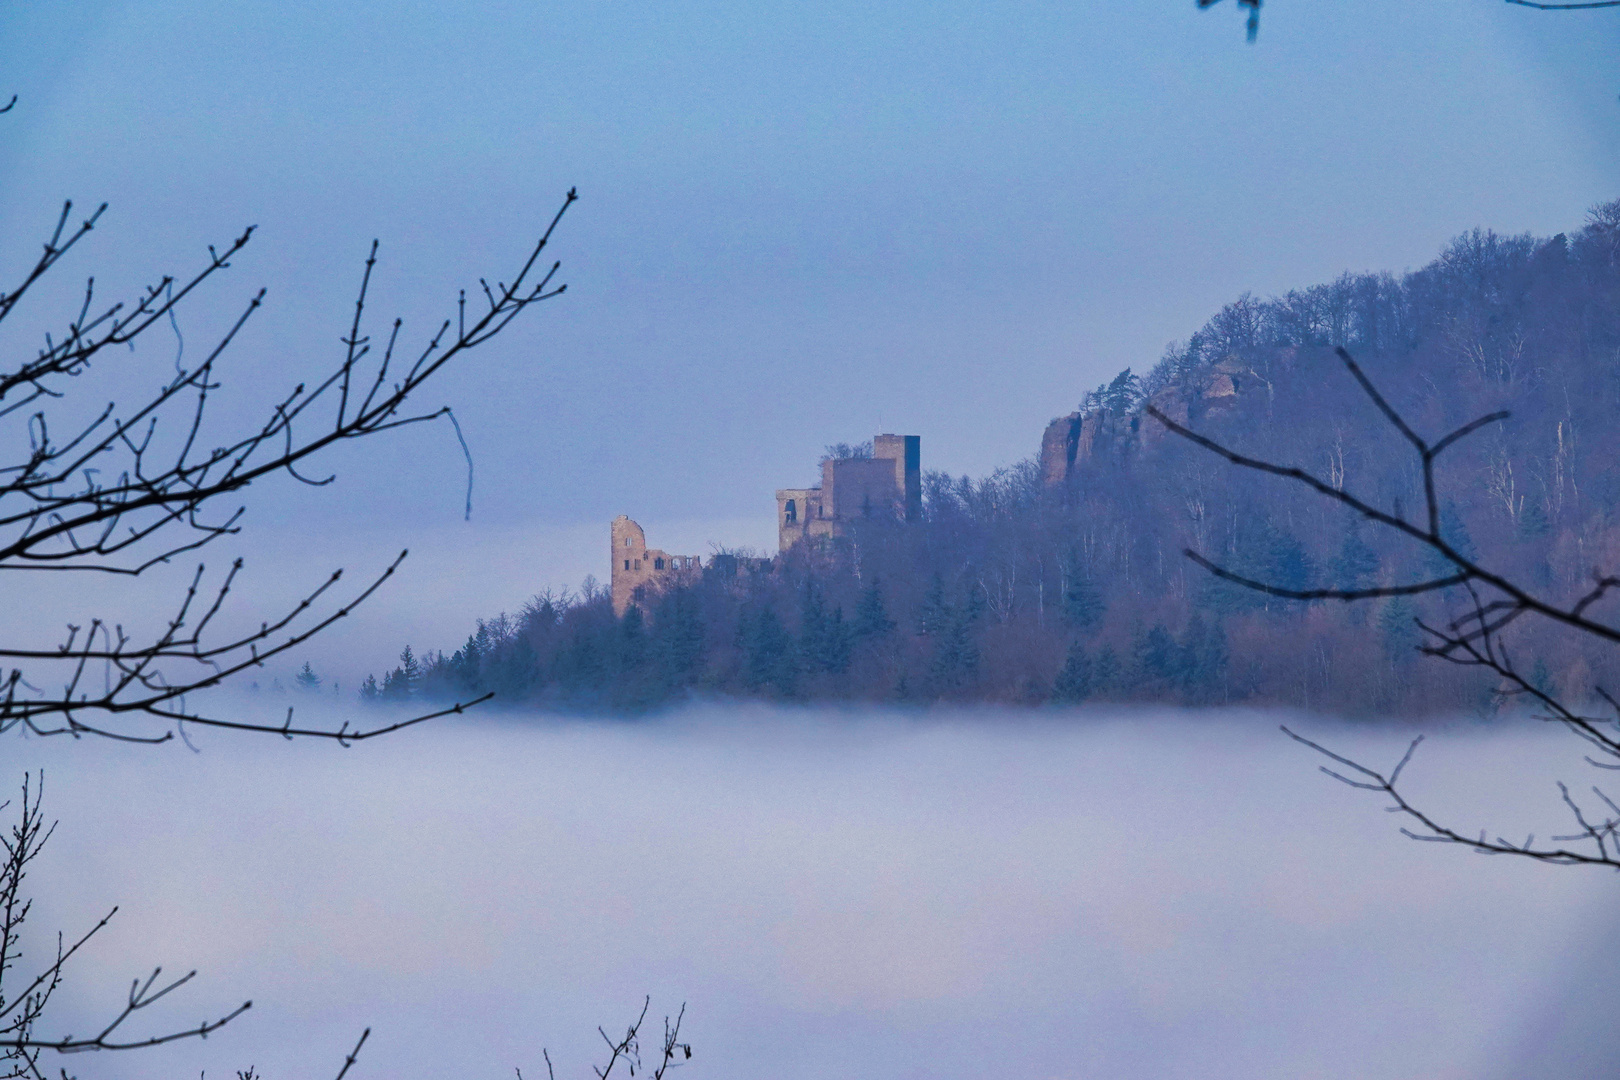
[1151,346,1620,870]
[1,189,578,743]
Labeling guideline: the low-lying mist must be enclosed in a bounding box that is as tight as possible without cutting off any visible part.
[14,706,1619,1079]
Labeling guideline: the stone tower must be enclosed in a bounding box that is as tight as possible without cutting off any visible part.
[609,516,699,616]
[775,434,920,552]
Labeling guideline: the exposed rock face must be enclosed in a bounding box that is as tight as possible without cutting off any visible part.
[1041,356,1267,486]
[1040,412,1083,486]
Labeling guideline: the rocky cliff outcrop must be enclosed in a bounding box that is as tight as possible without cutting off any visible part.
[1040,356,1270,486]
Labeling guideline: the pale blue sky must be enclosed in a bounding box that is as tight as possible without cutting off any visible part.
[2,0,1617,667]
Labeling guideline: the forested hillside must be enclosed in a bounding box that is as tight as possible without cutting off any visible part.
[362,198,1620,716]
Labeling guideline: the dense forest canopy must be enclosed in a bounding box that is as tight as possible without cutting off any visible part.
[354,199,1620,716]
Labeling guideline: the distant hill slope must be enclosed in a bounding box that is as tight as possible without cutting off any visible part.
[370,199,1620,716]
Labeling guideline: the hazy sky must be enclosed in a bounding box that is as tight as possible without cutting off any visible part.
[2,0,1617,672]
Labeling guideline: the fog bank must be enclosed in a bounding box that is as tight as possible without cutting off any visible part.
[12,706,1618,1079]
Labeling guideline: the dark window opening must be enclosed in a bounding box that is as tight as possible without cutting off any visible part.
[624,559,630,571]
[785,499,797,524]
[654,557,664,570]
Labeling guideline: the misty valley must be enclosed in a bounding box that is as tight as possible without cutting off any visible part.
[14,710,1616,1079]
[5,6,1620,1078]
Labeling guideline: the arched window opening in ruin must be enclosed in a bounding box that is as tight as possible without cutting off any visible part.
[655,557,664,570]
[785,499,797,524]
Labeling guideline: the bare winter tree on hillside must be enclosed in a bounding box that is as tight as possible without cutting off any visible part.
[0,177,577,745]
[1149,323,1620,871]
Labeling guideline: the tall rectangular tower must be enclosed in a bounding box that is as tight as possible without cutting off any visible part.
[872,434,921,521]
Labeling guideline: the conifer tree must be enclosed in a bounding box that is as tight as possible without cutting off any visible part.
[1331,528,1381,591]
[397,645,421,698]
[294,661,322,692]
[917,573,950,636]
[1052,641,1094,704]
[653,587,706,681]
[1062,552,1105,631]
[928,609,980,692]
[1178,613,1229,703]
[618,605,648,671]
[1133,624,1178,686]
[853,580,896,638]
[1092,645,1121,697]
[1378,595,1420,664]
[798,582,853,675]
[743,606,797,695]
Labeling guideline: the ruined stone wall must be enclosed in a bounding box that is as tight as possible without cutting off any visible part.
[825,457,905,520]
[775,433,922,552]
[609,515,701,616]
[776,487,830,552]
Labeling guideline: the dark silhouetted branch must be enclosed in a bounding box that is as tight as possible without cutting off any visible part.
[1152,346,1620,871]
[1,187,578,743]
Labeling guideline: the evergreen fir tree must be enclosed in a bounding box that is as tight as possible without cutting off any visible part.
[1425,500,1479,579]
[799,581,829,661]
[1052,641,1093,704]
[358,673,380,701]
[1258,521,1314,597]
[853,580,896,638]
[821,607,852,674]
[1379,596,1420,663]
[381,665,408,701]
[294,661,322,691]
[653,587,706,681]
[1530,657,1554,698]
[1132,624,1178,686]
[744,606,797,695]
[1092,645,1121,697]
[917,573,950,636]
[397,646,420,698]
[490,635,540,699]
[799,582,854,675]
[1331,528,1380,591]
[1062,552,1105,631]
[1178,614,1229,703]
[618,605,649,671]
[928,610,980,691]
[557,621,609,695]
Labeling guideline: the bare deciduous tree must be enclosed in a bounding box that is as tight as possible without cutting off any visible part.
[1149,346,1620,870]
[0,773,262,1078]
[1,156,575,744]
[0,95,696,1080]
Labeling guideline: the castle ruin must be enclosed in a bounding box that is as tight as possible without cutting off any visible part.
[609,515,701,616]
[608,433,920,615]
[776,433,919,552]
